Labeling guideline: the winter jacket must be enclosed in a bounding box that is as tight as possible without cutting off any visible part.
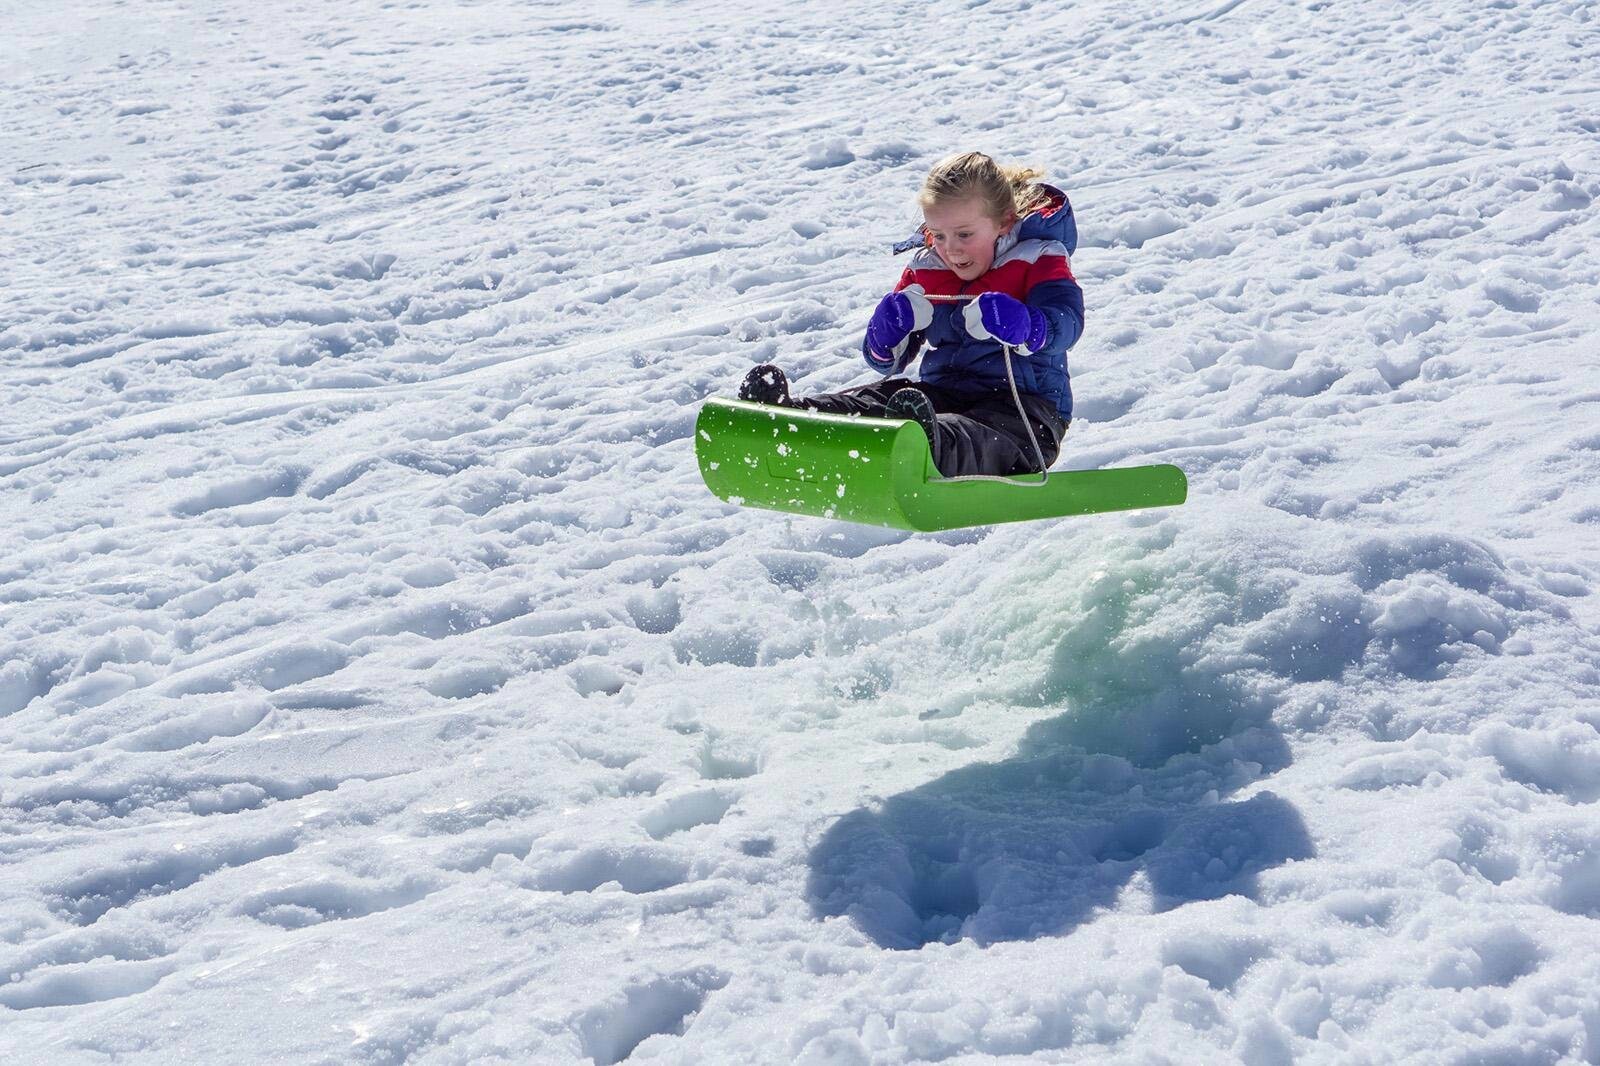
[862,184,1083,421]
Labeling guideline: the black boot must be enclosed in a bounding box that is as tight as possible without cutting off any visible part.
[885,387,938,445]
[738,364,793,406]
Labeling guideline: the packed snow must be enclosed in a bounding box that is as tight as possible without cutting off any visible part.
[4,0,1600,1062]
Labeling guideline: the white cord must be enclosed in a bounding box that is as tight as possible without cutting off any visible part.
[917,294,1052,488]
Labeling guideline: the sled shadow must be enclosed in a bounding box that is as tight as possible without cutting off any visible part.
[806,691,1312,950]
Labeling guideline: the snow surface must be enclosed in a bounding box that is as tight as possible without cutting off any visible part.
[4,0,1600,1061]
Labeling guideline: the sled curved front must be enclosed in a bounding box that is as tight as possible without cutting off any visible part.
[695,398,1187,532]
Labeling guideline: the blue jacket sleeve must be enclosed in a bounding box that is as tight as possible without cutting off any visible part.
[861,330,922,375]
[1026,277,1085,358]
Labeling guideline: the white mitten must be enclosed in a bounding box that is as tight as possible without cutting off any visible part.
[901,284,934,334]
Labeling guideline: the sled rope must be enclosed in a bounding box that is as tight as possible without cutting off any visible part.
[920,293,1051,488]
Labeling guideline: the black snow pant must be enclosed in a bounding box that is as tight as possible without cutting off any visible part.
[800,378,1067,478]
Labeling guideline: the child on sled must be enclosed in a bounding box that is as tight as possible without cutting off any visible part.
[739,151,1084,478]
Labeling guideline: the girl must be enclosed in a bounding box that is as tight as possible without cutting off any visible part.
[739,151,1084,478]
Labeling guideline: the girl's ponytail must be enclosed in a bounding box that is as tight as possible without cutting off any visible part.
[999,163,1052,218]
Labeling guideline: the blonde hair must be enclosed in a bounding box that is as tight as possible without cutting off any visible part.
[917,152,1053,223]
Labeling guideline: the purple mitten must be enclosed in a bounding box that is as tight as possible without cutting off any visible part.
[963,292,1049,353]
[864,285,934,369]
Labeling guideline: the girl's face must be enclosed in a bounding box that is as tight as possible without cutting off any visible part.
[923,196,1014,282]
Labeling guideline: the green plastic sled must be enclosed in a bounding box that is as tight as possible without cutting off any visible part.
[694,398,1187,532]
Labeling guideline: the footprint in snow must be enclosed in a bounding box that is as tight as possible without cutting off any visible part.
[573,968,729,1066]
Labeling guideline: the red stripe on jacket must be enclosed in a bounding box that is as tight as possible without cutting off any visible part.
[893,253,1074,303]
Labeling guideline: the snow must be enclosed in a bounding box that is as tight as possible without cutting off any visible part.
[3,0,1600,1061]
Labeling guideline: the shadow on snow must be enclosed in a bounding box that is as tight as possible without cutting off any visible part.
[806,586,1315,949]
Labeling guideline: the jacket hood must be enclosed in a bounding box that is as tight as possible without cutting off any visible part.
[1014,184,1076,255]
